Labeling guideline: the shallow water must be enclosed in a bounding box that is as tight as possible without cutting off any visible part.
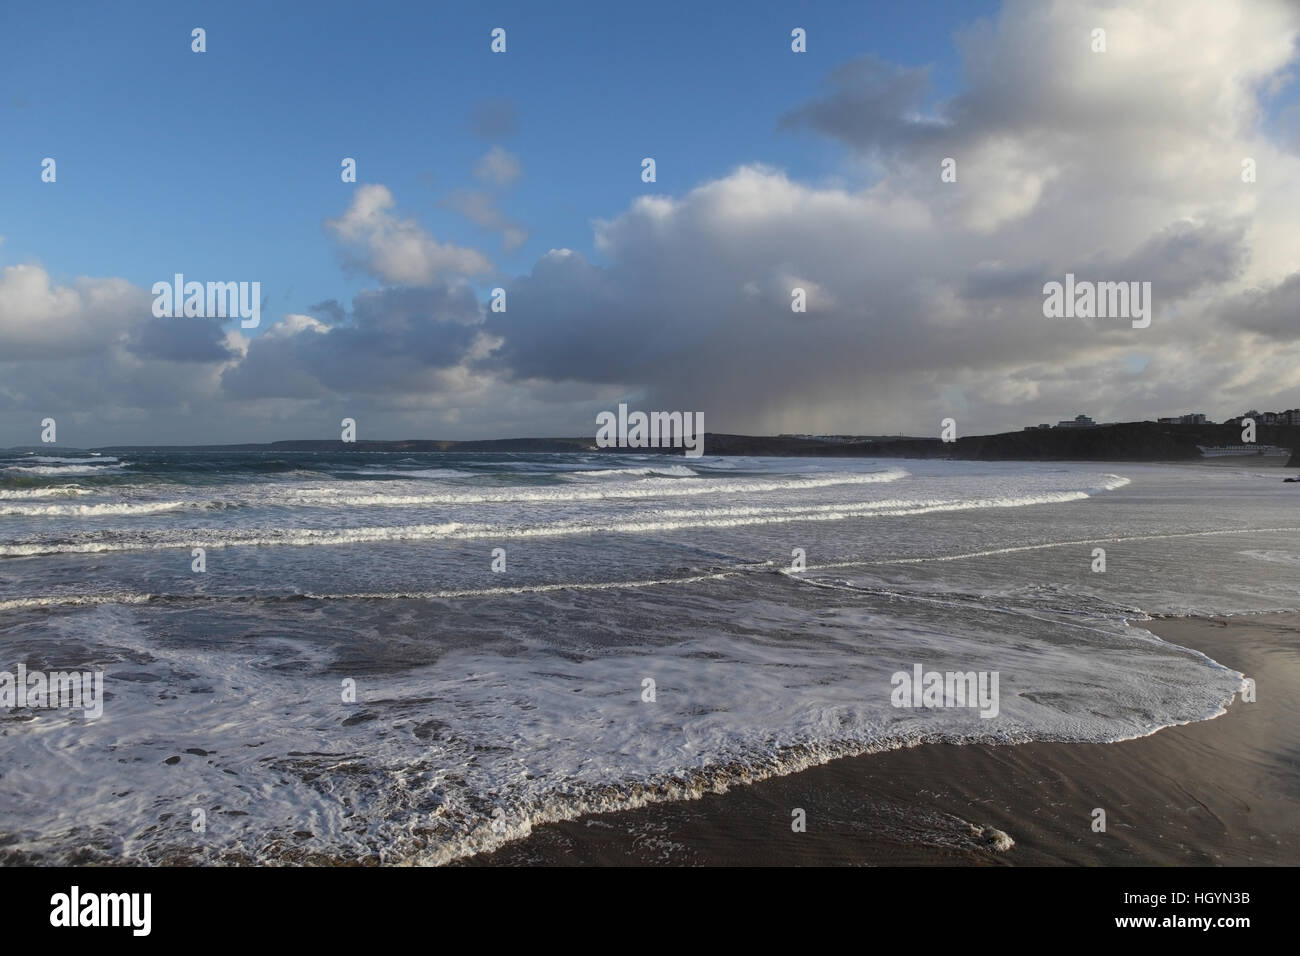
[1,450,1296,863]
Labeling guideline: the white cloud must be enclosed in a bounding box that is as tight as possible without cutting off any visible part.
[326,184,491,283]
[473,146,523,186]
[486,0,1300,434]
[0,265,138,359]
[6,0,1300,443]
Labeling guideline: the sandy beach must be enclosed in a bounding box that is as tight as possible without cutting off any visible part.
[464,613,1299,866]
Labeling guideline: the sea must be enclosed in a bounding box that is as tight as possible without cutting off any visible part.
[1,449,1296,864]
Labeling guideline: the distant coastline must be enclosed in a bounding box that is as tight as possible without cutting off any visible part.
[10,421,1300,466]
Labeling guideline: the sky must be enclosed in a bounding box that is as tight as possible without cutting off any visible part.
[2,0,1299,446]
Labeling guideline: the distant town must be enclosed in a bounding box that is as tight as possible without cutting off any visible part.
[1026,408,1300,430]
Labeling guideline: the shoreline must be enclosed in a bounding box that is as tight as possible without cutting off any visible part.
[461,613,1298,866]
[8,418,1297,467]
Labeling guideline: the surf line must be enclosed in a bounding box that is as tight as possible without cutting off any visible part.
[798,527,1300,570]
[0,563,780,610]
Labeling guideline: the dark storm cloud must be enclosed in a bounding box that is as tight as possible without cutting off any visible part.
[1108,221,1249,296]
[308,299,348,325]
[221,282,486,400]
[1226,272,1300,340]
[126,316,236,363]
[779,56,947,154]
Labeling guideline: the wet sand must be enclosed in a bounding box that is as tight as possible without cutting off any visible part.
[464,613,1299,866]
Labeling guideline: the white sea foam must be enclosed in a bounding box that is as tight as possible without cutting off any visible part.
[0,490,1100,556]
[0,486,92,499]
[15,455,121,464]
[565,465,699,479]
[0,565,777,610]
[343,467,478,478]
[0,592,156,610]
[3,462,127,475]
[267,469,910,508]
[0,597,1241,866]
[804,527,1300,569]
[0,500,189,517]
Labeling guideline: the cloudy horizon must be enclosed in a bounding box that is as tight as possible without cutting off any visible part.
[4,0,1300,447]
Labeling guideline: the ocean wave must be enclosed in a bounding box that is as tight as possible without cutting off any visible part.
[0,500,192,517]
[0,469,913,518]
[342,467,478,479]
[10,455,121,464]
[0,486,92,500]
[0,566,777,610]
[2,462,128,476]
[0,490,1098,556]
[276,469,911,508]
[564,465,699,479]
[798,526,1300,569]
[0,613,1240,867]
[0,592,156,610]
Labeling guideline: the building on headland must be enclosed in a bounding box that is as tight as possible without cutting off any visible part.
[1020,406,1295,433]
[1224,408,1300,427]
[1022,415,1100,430]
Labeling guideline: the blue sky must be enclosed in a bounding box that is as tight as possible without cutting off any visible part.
[3,0,1299,445]
[3,0,994,318]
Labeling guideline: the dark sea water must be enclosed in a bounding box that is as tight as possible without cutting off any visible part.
[1,449,1296,863]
